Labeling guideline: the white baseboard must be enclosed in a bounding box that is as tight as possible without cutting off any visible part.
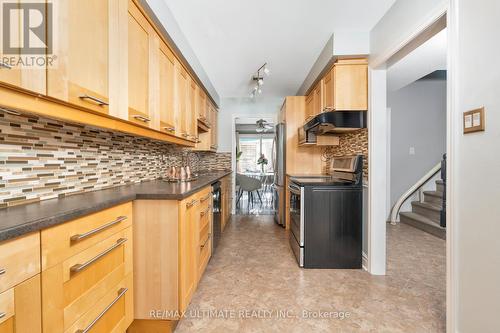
[362,252,368,271]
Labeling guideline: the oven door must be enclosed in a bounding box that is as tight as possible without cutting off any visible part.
[288,182,304,246]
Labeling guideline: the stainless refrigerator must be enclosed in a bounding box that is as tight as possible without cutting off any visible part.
[273,123,286,226]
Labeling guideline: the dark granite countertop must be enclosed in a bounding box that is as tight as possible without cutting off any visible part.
[0,170,232,242]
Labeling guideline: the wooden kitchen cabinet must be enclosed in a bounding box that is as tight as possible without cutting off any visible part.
[175,63,189,140]
[331,59,368,111]
[133,186,212,322]
[0,233,41,333]
[128,0,153,127]
[197,89,208,124]
[220,175,233,231]
[323,68,334,111]
[0,0,45,95]
[188,78,198,142]
[158,38,177,136]
[48,0,116,113]
[305,80,324,120]
[179,192,201,312]
[40,203,134,333]
[209,104,219,151]
[0,275,42,333]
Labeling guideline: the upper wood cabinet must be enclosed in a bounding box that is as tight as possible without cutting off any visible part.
[306,58,368,119]
[326,59,368,111]
[128,0,153,127]
[323,69,334,111]
[305,80,324,119]
[188,78,198,142]
[175,63,189,139]
[0,0,46,94]
[197,89,208,124]
[48,0,114,113]
[158,39,177,135]
[210,104,218,151]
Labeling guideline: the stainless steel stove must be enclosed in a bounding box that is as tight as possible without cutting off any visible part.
[288,155,363,268]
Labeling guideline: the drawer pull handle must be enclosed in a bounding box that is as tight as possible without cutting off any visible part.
[200,194,211,203]
[75,287,128,333]
[200,233,211,249]
[70,238,127,275]
[181,133,189,138]
[0,268,5,276]
[0,312,5,320]
[0,61,12,69]
[79,94,109,106]
[200,206,211,217]
[133,115,151,123]
[186,199,198,209]
[70,216,127,243]
[162,126,175,132]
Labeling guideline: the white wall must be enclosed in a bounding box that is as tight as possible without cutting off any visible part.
[370,0,447,68]
[451,0,500,331]
[388,78,446,207]
[218,97,282,152]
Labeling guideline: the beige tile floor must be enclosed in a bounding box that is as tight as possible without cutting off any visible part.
[176,215,446,333]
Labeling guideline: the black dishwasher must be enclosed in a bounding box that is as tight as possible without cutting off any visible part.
[211,181,222,253]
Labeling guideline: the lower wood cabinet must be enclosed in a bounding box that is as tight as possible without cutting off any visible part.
[40,203,134,333]
[0,232,41,333]
[0,274,42,333]
[221,175,233,232]
[133,186,213,324]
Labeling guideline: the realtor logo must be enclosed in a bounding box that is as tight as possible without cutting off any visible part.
[2,2,52,55]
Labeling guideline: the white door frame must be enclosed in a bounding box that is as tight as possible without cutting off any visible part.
[367,2,455,331]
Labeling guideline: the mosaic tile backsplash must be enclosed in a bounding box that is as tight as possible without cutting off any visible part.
[323,128,368,179]
[0,112,231,208]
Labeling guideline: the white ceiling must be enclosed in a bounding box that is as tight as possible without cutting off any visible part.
[387,28,447,91]
[163,0,396,99]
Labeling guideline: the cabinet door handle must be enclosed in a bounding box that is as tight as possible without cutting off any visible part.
[186,199,198,208]
[75,287,128,333]
[0,268,5,276]
[70,238,127,275]
[70,216,127,243]
[181,133,189,138]
[0,61,12,69]
[201,233,211,249]
[163,126,175,132]
[133,115,151,123]
[200,194,211,202]
[0,312,5,320]
[79,94,109,106]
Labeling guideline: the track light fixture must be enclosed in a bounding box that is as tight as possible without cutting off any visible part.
[250,63,269,98]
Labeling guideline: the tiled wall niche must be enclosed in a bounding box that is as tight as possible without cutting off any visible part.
[0,112,230,208]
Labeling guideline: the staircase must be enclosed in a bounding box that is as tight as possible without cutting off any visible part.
[399,179,446,239]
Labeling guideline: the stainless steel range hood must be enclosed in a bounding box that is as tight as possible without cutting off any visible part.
[303,111,367,135]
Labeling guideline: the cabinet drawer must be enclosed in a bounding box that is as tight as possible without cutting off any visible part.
[65,274,133,333]
[198,235,211,280]
[0,288,14,327]
[42,227,133,333]
[41,202,132,269]
[0,233,40,293]
[198,188,212,209]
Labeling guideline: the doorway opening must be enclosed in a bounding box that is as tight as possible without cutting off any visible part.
[385,15,447,332]
[233,118,276,215]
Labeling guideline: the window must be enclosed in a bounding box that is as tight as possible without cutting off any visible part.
[237,134,274,173]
